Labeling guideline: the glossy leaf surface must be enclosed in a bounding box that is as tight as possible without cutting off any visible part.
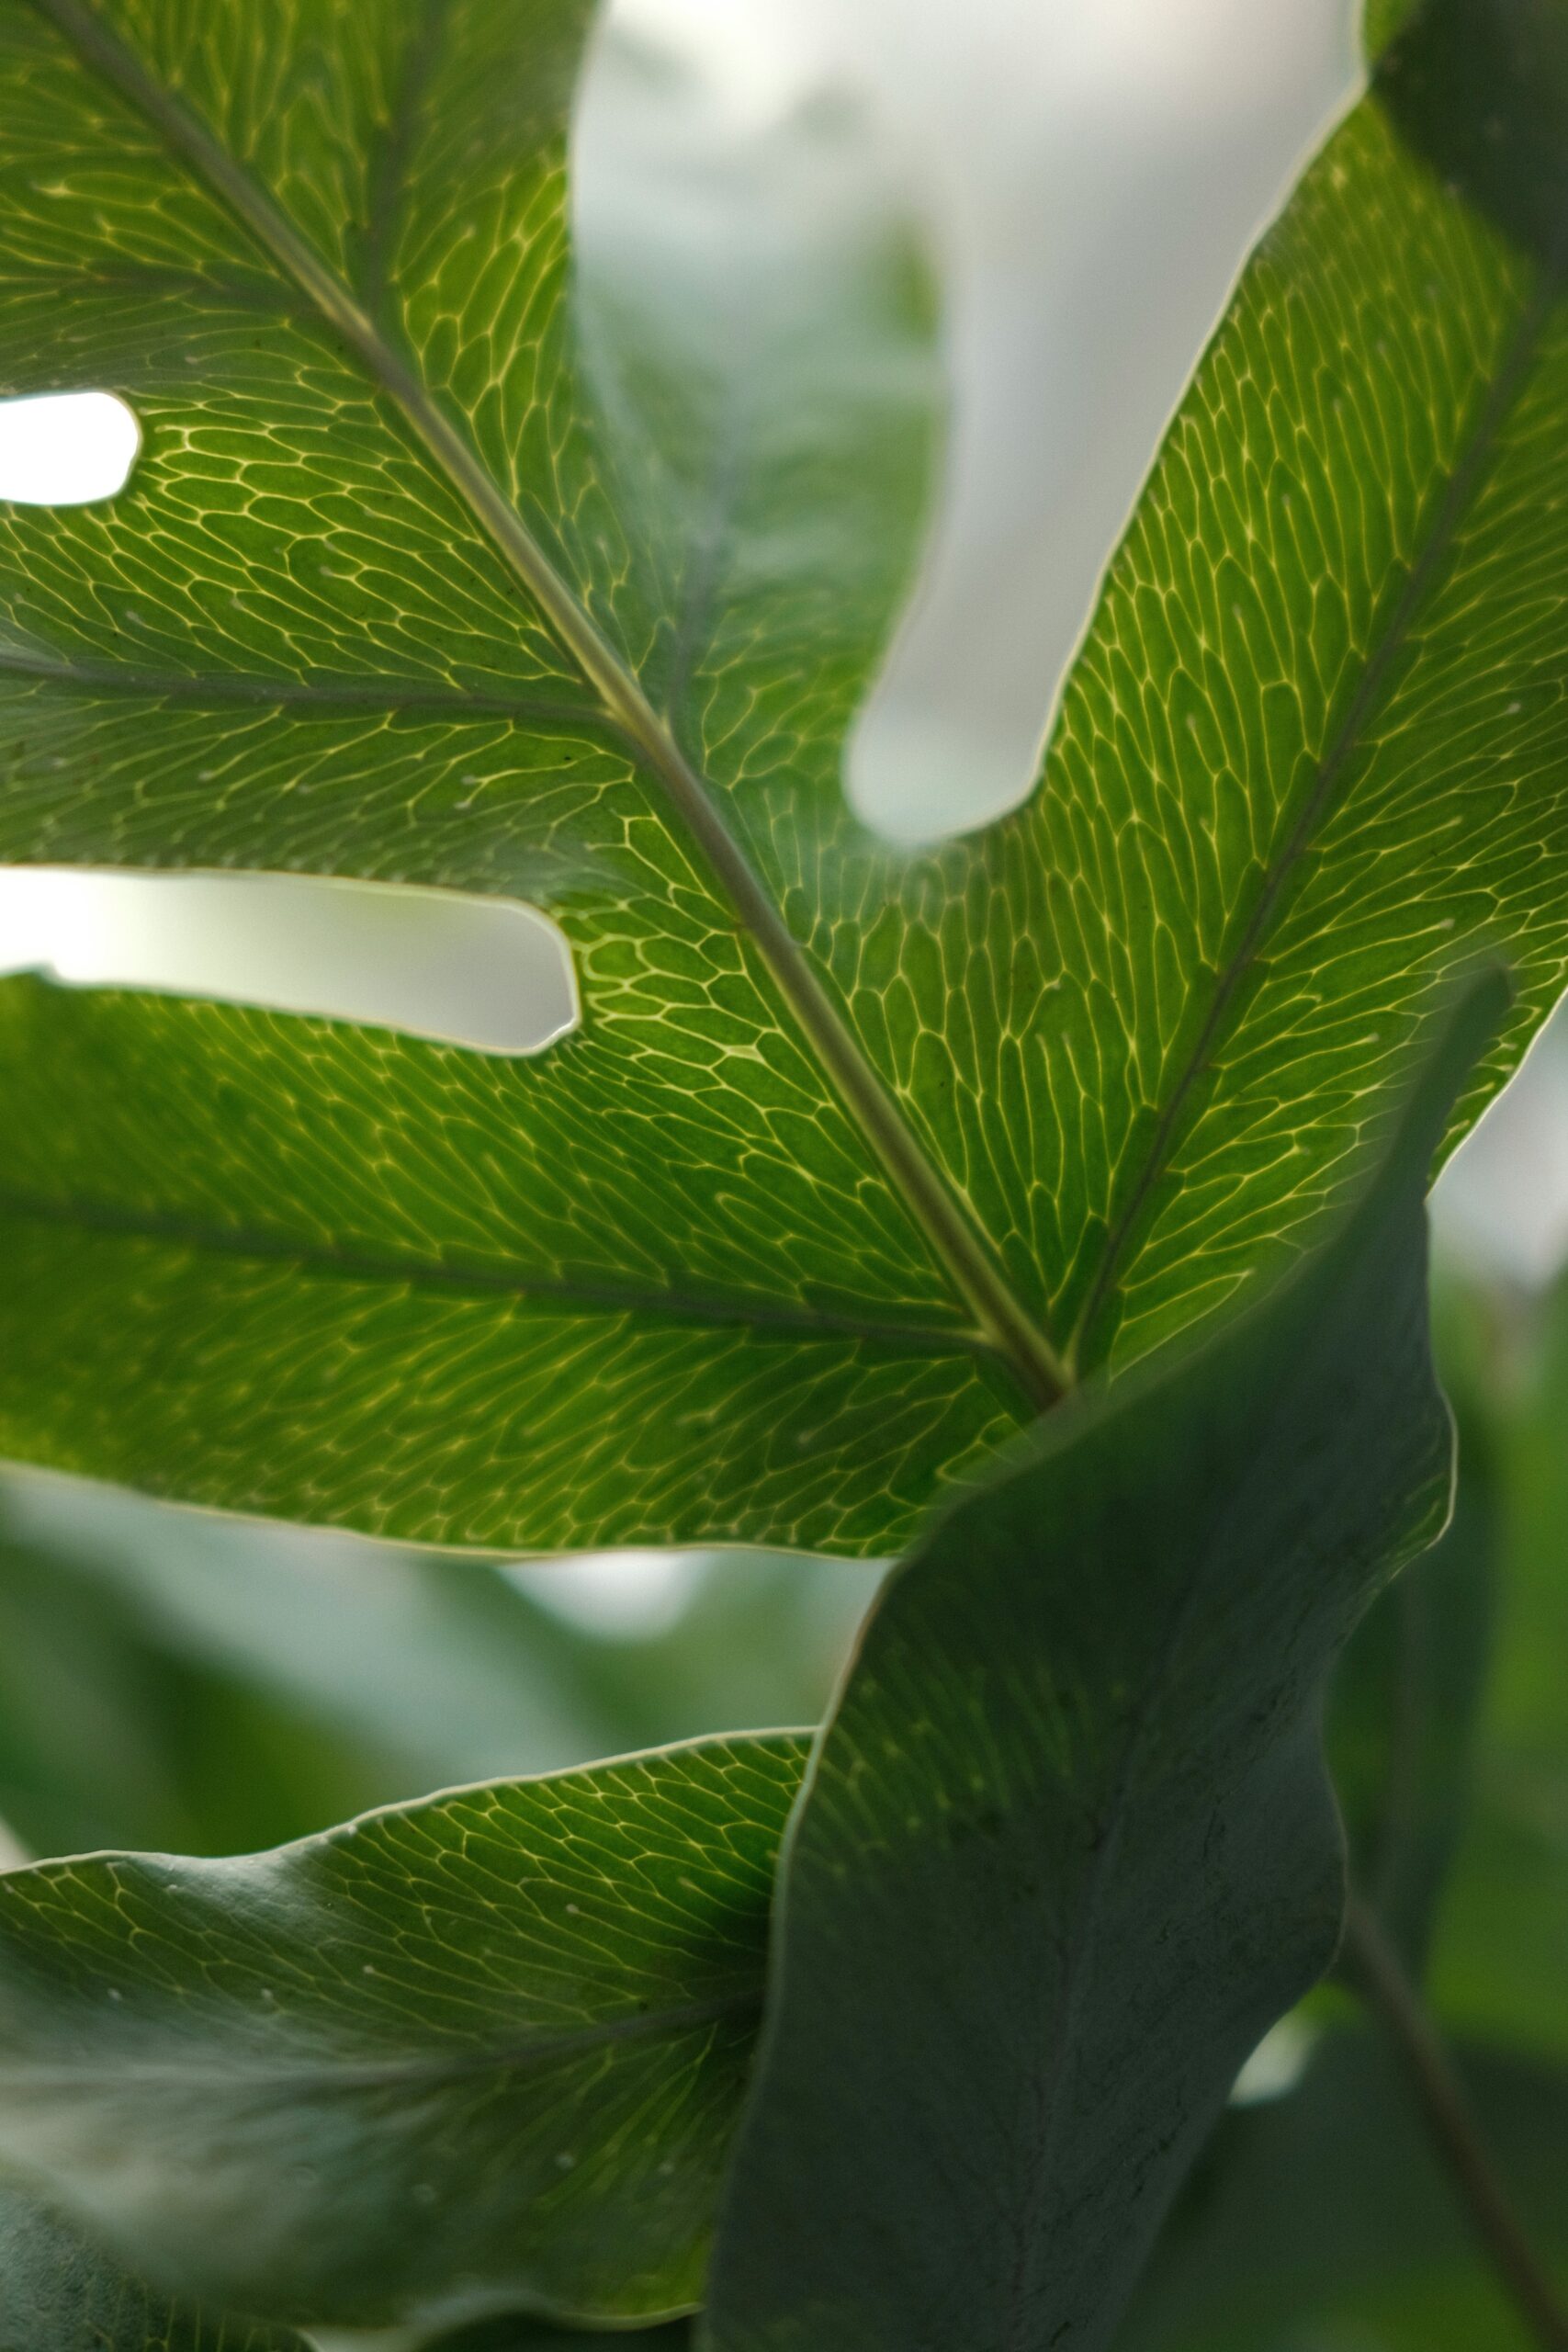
[4,0,1568,1545]
[0,1735,807,2330]
[701,988,1495,2352]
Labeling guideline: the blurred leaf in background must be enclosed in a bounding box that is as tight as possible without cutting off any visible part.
[0,1476,875,1863]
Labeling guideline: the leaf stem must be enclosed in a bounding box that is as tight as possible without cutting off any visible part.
[30,0,1068,1416]
[1342,1895,1568,2352]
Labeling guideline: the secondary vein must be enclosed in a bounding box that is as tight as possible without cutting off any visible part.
[28,0,1068,1414]
[1,1187,988,1356]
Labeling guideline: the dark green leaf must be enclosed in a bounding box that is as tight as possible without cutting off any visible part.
[1122,2029,1568,2351]
[0,1734,807,2330]
[0,2174,307,2352]
[4,1,1568,1545]
[701,984,1500,2352]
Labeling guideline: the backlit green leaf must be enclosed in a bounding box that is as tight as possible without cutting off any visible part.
[700,984,1497,2352]
[0,1733,807,2331]
[4,1,1568,1545]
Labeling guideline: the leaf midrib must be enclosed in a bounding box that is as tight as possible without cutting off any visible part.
[28,0,1067,1413]
[0,1185,985,1355]
[1070,261,1559,1366]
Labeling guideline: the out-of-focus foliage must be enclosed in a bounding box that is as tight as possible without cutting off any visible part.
[0,1478,872,1861]
[1122,2030,1568,2351]
[1425,1272,1568,2064]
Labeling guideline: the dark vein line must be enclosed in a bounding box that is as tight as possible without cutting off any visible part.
[0,647,621,732]
[26,0,1067,1414]
[1072,269,1559,1366]
[3,1986,763,2098]
[0,1188,988,1355]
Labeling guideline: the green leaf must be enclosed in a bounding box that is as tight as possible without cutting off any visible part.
[0,1733,807,2331]
[0,2173,308,2352]
[699,983,1499,2352]
[5,0,1568,1547]
[1121,2029,1568,2351]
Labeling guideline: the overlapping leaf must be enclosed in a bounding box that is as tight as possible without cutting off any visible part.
[0,1733,807,2331]
[5,0,1568,1546]
[701,984,1493,2352]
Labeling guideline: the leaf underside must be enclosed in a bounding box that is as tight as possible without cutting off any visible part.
[0,0,1566,1550]
[0,1733,807,2331]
